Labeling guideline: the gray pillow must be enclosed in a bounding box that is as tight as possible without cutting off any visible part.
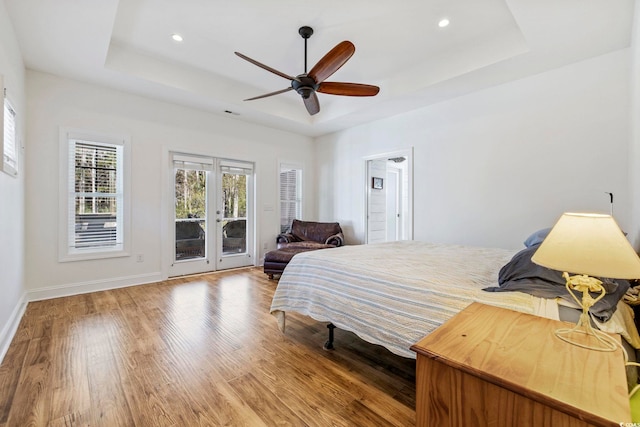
[523,227,552,248]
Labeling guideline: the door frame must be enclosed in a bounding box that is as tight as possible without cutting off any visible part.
[363,148,413,244]
[161,150,256,279]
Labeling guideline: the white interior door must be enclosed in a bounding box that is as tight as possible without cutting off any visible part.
[366,159,387,244]
[386,168,400,241]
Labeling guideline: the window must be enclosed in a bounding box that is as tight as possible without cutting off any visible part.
[2,88,18,176]
[279,163,302,233]
[59,128,130,261]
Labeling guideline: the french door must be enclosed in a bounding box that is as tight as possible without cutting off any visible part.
[216,160,254,269]
[169,153,254,277]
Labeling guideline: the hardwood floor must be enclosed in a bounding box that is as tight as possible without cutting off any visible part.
[0,267,416,426]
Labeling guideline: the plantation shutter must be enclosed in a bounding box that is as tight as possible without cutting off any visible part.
[68,139,124,250]
[279,164,301,233]
[3,96,17,175]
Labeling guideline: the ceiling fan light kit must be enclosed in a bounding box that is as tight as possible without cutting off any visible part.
[235,26,379,116]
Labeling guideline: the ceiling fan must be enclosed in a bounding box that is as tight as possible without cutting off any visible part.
[234,26,380,116]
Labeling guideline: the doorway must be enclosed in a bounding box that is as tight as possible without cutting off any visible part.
[365,150,412,244]
[169,153,254,277]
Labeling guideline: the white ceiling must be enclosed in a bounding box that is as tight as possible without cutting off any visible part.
[4,0,635,137]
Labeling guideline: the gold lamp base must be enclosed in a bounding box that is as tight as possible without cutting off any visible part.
[555,272,618,352]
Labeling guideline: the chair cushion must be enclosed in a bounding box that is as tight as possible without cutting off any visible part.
[278,241,336,251]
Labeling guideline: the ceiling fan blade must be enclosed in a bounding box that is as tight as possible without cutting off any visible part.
[303,92,320,115]
[317,82,380,97]
[308,41,355,84]
[243,87,293,101]
[234,52,294,81]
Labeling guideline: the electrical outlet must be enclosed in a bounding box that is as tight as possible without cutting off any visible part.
[136,254,144,263]
[263,242,268,250]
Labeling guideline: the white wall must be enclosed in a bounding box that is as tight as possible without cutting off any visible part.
[0,1,26,359]
[317,49,632,250]
[25,71,315,296]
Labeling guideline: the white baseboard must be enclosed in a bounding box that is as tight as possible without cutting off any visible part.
[27,272,163,302]
[0,293,28,364]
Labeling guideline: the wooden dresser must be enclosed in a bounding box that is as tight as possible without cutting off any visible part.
[410,302,631,427]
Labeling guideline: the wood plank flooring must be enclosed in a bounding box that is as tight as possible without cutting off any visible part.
[0,267,416,426]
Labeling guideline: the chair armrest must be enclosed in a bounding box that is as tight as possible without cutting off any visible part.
[277,233,301,244]
[325,232,344,247]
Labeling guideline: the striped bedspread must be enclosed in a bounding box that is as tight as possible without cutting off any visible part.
[270,240,537,358]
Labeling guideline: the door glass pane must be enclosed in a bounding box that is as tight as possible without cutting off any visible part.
[174,168,207,261]
[221,172,247,254]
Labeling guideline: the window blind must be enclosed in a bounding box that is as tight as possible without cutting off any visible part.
[220,159,253,176]
[173,154,214,171]
[3,98,17,174]
[68,139,124,250]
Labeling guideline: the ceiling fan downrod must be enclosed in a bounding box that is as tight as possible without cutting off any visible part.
[298,26,313,73]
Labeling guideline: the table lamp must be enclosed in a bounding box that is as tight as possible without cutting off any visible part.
[531,212,640,351]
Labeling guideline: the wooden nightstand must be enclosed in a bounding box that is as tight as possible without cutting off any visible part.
[410,302,631,427]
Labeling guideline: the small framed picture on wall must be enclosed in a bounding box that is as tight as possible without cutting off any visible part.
[372,177,383,190]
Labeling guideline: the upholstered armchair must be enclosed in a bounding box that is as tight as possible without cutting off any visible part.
[264,219,344,279]
[277,219,344,248]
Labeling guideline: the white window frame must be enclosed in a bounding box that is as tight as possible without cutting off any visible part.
[59,127,131,262]
[2,84,18,177]
[279,162,303,233]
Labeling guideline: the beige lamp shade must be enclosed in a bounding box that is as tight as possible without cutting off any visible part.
[531,213,640,279]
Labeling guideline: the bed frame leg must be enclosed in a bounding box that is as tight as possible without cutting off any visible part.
[323,323,335,351]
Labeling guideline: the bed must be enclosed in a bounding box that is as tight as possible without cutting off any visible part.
[269,240,640,359]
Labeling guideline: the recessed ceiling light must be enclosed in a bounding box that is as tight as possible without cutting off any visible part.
[438,18,450,28]
[172,34,183,42]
